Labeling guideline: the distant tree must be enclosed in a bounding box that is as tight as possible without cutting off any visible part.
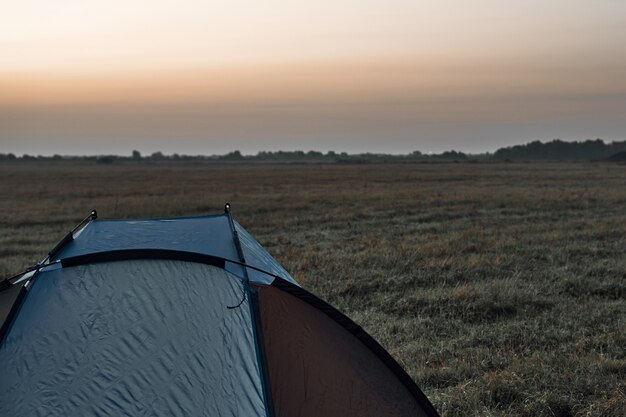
[96,155,116,164]
[440,150,467,160]
[493,139,626,161]
[151,151,165,160]
[222,150,244,160]
[132,150,142,160]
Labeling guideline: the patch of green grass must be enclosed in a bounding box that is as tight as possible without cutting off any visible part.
[1,160,624,416]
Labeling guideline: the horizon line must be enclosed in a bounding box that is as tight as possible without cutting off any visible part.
[1,138,623,159]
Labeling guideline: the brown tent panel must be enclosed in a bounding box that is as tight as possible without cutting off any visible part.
[257,280,439,417]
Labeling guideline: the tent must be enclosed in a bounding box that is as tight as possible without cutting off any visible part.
[0,206,440,417]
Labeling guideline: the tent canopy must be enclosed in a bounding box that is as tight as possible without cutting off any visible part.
[52,213,296,286]
[0,209,439,417]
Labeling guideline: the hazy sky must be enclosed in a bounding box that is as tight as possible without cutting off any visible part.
[2,0,625,155]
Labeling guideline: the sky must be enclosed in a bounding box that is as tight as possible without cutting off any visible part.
[1,1,625,156]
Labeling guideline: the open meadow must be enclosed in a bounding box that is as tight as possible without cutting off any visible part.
[0,160,624,417]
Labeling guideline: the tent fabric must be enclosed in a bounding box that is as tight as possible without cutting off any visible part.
[257,285,430,417]
[0,212,440,417]
[52,215,237,261]
[234,222,292,284]
[0,279,26,342]
[50,215,297,286]
[0,260,268,417]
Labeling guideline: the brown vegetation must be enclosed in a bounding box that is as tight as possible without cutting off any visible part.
[1,160,624,416]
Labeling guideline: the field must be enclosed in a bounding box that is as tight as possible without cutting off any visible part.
[1,160,624,416]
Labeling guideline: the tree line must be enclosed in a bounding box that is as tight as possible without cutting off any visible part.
[493,139,626,161]
[1,139,625,163]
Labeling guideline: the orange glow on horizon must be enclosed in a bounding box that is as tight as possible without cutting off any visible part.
[3,56,625,106]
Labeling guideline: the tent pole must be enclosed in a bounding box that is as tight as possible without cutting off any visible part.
[1,209,97,284]
[47,209,98,261]
[224,203,276,417]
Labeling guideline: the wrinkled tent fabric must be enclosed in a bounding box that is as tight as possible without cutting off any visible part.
[51,215,298,286]
[0,212,440,417]
[0,261,266,416]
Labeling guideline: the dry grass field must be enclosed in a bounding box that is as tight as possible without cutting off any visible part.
[1,160,624,416]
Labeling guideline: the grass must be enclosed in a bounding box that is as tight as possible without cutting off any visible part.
[1,160,624,416]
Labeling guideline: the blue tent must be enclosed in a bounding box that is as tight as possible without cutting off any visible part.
[0,207,439,417]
